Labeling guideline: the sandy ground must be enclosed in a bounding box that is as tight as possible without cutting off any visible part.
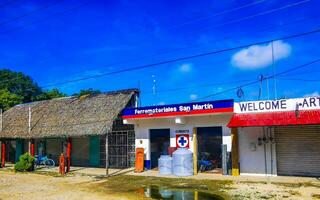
[0,171,135,200]
[0,170,320,200]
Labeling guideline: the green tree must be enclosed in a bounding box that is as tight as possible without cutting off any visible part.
[0,69,42,103]
[35,88,67,101]
[0,89,23,111]
[73,88,101,96]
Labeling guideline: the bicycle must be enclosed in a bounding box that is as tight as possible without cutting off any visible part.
[34,155,55,168]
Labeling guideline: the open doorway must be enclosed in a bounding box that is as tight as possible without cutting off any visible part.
[197,127,222,173]
[5,140,16,163]
[150,129,170,169]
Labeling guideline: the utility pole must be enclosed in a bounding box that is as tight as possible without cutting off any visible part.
[152,75,156,105]
[271,41,278,99]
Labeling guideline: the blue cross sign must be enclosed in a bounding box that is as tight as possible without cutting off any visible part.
[176,134,189,148]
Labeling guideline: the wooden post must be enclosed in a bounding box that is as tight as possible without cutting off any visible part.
[1,141,5,167]
[231,128,240,176]
[193,127,198,175]
[66,138,71,173]
[105,133,109,176]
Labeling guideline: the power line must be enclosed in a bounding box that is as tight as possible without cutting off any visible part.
[0,1,89,35]
[38,27,320,88]
[167,0,268,30]
[1,27,320,89]
[0,0,65,28]
[101,0,313,67]
[141,79,252,95]
[196,58,320,101]
[279,77,320,82]
[167,0,313,42]
[279,69,320,76]
[94,14,320,72]
[0,0,314,78]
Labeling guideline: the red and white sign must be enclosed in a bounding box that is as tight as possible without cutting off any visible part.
[176,134,190,148]
[234,97,320,114]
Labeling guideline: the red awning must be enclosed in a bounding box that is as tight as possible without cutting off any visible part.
[227,110,320,127]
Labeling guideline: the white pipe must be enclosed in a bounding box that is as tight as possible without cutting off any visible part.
[28,107,31,133]
[0,109,2,132]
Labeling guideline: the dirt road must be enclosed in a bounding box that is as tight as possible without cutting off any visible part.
[0,170,320,200]
[0,171,136,200]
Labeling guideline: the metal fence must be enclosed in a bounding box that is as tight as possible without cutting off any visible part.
[100,129,135,168]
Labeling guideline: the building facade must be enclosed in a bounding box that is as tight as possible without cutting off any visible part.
[123,100,234,174]
[228,97,320,177]
[0,89,139,169]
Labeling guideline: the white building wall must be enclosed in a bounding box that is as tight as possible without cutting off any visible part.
[132,114,232,163]
[238,127,277,176]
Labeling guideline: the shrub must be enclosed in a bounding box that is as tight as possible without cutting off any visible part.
[14,153,35,172]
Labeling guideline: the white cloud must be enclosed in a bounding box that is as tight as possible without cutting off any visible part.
[179,63,192,73]
[231,40,292,70]
[190,94,198,100]
[304,91,320,97]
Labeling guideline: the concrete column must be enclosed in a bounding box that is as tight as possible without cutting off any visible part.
[193,127,198,175]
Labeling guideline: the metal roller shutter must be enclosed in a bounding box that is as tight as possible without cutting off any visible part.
[275,125,320,177]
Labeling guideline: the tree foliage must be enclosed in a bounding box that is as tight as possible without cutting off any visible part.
[0,69,66,110]
[0,69,42,103]
[0,89,23,110]
[74,88,101,96]
[35,88,67,101]
[0,69,101,111]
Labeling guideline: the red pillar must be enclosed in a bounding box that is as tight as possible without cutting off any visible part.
[66,138,71,173]
[1,142,5,168]
[30,139,35,156]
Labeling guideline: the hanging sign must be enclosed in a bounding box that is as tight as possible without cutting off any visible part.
[176,134,190,148]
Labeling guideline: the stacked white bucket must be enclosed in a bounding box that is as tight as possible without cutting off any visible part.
[158,148,193,176]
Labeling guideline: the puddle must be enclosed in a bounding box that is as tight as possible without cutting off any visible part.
[139,186,224,200]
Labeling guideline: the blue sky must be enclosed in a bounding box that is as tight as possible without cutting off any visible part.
[0,0,320,106]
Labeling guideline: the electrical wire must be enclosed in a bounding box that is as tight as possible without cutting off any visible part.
[195,58,320,101]
[166,0,268,30]
[100,0,315,69]
[0,1,89,35]
[0,0,315,79]
[0,0,65,28]
[141,79,252,95]
[1,27,320,88]
[279,77,320,82]
[37,27,320,88]
[177,0,313,40]
[94,14,320,72]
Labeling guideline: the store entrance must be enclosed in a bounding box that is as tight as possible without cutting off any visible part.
[197,127,222,173]
[150,129,170,169]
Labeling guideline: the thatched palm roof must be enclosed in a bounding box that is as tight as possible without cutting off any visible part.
[0,89,138,139]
